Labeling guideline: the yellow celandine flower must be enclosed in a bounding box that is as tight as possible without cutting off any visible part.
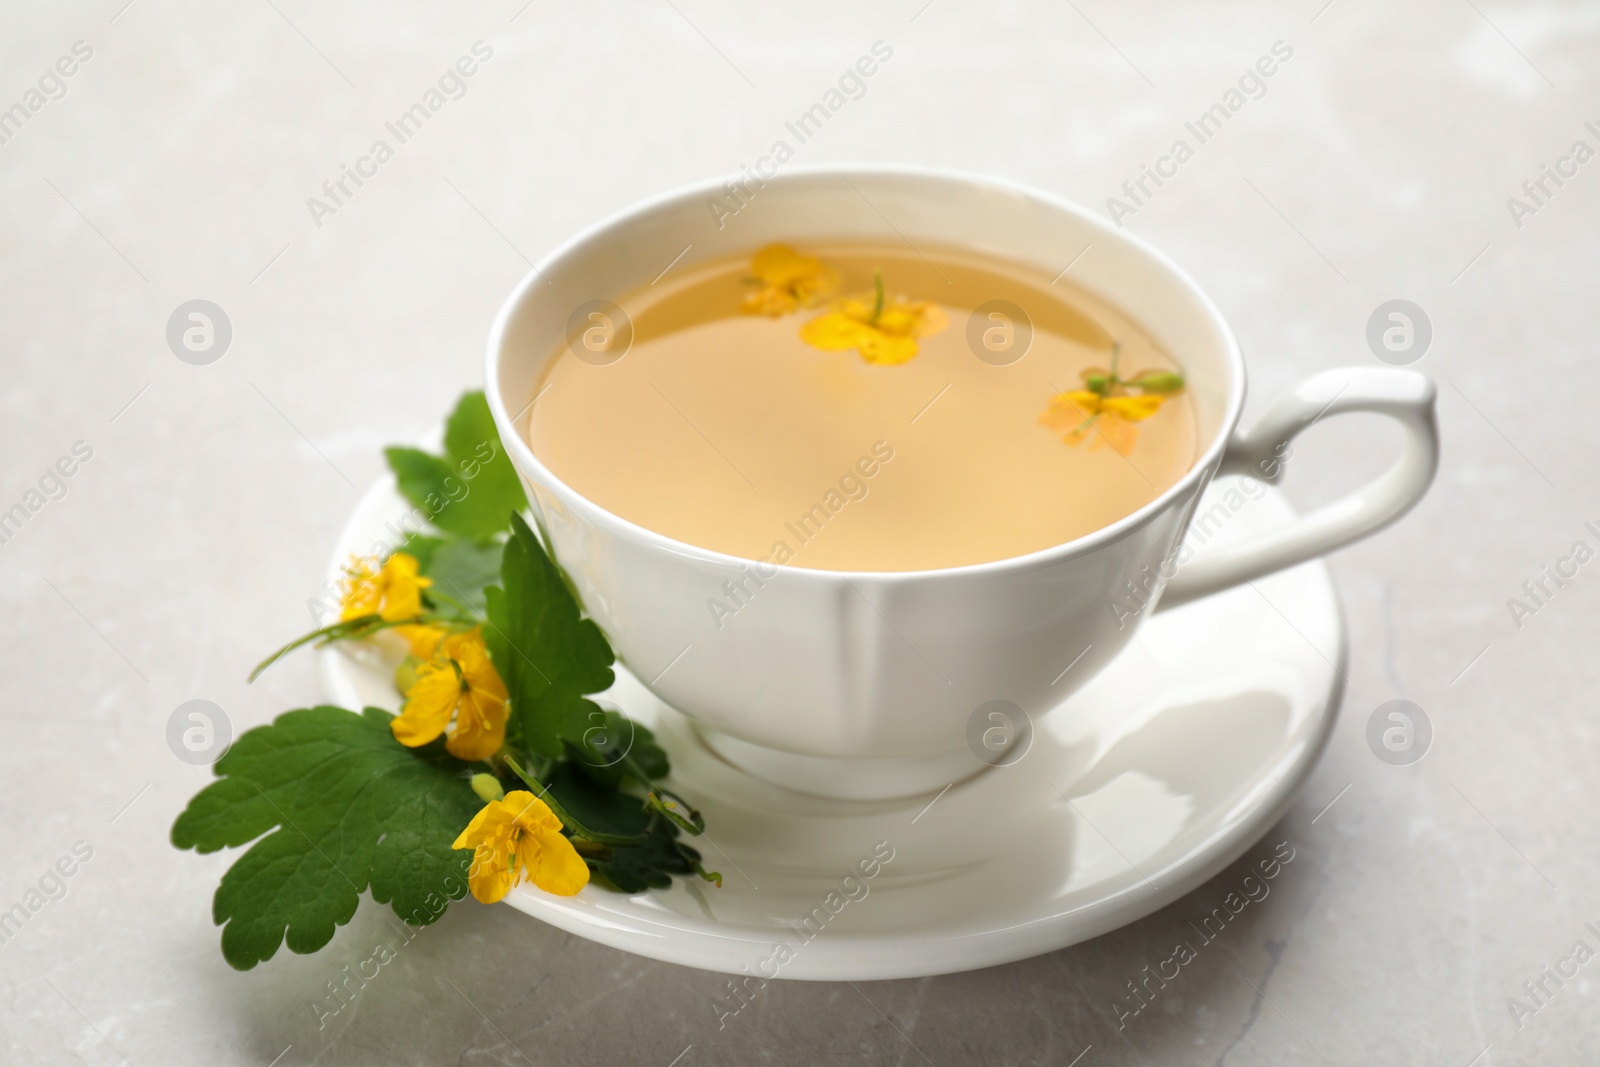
[1039,390,1168,456]
[339,552,430,621]
[799,274,949,365]
[393,622,446,660]
[452,789,590,902]
[741,243,840,316]
[338,552,443,658]
[391,627,509,761]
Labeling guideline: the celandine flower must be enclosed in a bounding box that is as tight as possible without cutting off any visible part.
[340,552,430,621]
[741,243,839,316]
[1040,390,1166,455]
[393,622,445,660]
[799,271,947,365]
[339,552,444,657]
[391,628,508,761]
[1039,348,1185,455]
[452,790,590,901]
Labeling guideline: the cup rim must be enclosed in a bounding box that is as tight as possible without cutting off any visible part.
[485,163,1247,582]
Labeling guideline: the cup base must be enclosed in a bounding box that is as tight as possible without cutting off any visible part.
[695,725,994,800]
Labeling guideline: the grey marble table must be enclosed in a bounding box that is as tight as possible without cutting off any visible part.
[3,1,1597,1063]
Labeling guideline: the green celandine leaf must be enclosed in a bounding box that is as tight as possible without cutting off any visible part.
[170,706,481,971]
[394,532,446,572]
[622,720,671,780]
[424,538,504,618]
[546,762,651,838]
[391,531,500,620]
[383,391,527,542]
[595,832,702,894]
[383,393,524,619]
[566,711,670,790]
[483,513,615,759]
[545,765,699,893]
[442,390,526,509]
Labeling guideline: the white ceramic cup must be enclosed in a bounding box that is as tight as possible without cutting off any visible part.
[486,165,1439,799]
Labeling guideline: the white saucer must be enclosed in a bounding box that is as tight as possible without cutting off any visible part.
[318,474,1344,981]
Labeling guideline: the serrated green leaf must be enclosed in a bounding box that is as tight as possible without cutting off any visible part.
[595,831,699,893]
[545,763,650,838]
[568,711,670,790]
[424,538,504,618]
[170,706,481,971]
[383,391,527,541]
[621,718,670,780]
[483,513,615,759]
[545,765,694,893]
[444,392,527,520]
[394,532,446,572]
[384,447,464,530]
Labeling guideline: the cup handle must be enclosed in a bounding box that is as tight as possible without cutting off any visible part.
[1157,367,1439,611]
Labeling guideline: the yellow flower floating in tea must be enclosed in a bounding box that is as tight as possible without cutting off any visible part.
[741,245,1181,445]
[1040,346,1185,455]
[742,244,948,364]
[741,243,840,316]
[800,270,949,366]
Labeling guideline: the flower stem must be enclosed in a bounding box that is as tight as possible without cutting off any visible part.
[871,269,884,325]
[502,755,648,846]
[247,614,427,682]
[685,852,722,887]
[620,753,704,834]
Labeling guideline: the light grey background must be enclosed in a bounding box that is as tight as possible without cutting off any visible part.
[3,1,1597,1063]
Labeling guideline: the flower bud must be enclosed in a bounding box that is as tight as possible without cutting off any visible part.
[470,773,505,804]
[394,656,420,695]
[1132,371,1185,394]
